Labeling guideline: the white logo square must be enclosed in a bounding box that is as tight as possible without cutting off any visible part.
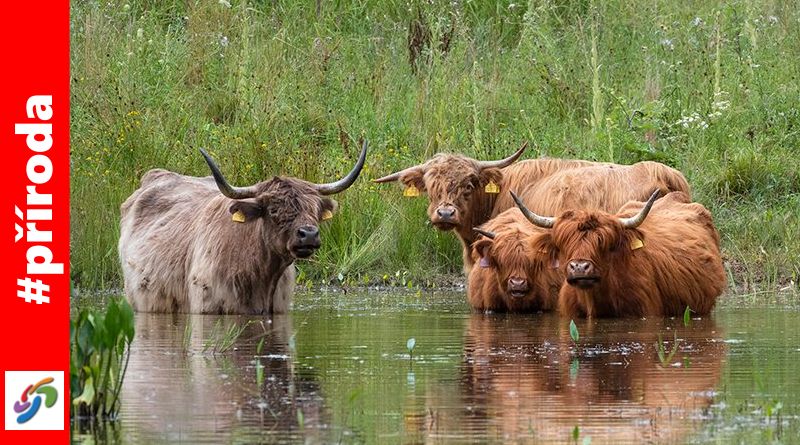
[4,371,65,430]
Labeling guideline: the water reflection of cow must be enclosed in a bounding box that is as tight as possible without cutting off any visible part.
[414,314,725,443]
[121,314,327,443]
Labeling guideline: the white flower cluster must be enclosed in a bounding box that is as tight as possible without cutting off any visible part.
[675,112,708,129]
[674,91,730,130]
[711,91,730,117]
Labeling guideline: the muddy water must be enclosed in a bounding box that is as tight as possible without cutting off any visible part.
[75,291,800,444]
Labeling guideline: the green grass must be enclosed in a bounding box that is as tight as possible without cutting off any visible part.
[70,0,799,291]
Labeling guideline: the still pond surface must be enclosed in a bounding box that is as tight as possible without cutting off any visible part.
[74,290,800,444]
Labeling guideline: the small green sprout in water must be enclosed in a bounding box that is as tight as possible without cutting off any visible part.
[683,305,692,326]
[297,408,305,429]
[569,358,580,381]
[655,331,681,366]
[255,337,266,387]
[569,319,580,343]
[407,337,416,361]
[202,319,252,354]
[182,319,193,353]
[571,425,591,444]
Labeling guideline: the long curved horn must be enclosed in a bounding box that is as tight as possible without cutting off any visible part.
[619,189,661,229]
[473,228,497,239]
[476,141,528,170]
[511,191,556,229]
[200,148,258,199]
[314,139,368,195]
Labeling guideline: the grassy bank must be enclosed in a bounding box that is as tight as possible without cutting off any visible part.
[70,0,799,291]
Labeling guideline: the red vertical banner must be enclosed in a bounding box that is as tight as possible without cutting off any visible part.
[0,1,70,441]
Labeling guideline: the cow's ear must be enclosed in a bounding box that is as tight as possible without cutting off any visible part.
[472,238,494,268]
[229,200,264,223]
[479,168,503,189]
[531,233,560,269]
[320,198,338,221]
[399,167,426,192]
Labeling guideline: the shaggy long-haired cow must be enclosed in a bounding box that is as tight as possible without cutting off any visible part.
[374,144,607,272]
[374,144,691,274]
[468,208,562,313]
[118,141,368,314]
[513,190,726,317]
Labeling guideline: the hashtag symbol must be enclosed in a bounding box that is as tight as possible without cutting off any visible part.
[17,277,50,304]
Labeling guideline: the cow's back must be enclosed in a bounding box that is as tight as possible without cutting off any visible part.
[500,160,691,216]
[619,191,725,315]
[491,158,606,215]
[119,169,222,312]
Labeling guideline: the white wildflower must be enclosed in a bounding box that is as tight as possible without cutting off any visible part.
[219,0,232,8]
[136,28,144,39]
[660,38,674,50]
[692,17,704,27]
[768,15,778,25]
[219,35,229,48]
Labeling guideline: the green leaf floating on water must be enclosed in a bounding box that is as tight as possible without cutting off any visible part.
[569,320,580,342]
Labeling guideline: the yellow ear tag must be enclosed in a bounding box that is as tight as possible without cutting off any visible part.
[630,238,644,250]
[484,180,500,194]
[321,209,333,221]
[232,210,246,223]
[403,185,420,197]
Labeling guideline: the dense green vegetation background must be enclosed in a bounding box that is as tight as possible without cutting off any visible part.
[71,0,799,291]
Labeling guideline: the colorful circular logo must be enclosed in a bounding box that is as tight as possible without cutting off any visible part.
[13,377,58,424]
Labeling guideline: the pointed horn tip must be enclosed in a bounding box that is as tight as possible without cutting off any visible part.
[619,189,661,229]
[473,227,496,239]
[314,140,369,195]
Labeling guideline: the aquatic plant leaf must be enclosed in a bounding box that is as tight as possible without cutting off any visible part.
[119,298,135,342]
[406,337,416,351]
[569,358,580,380]
[255,360,264,388]
[569,320,579,343]
[73,376,95,407]
[683,306,691,326]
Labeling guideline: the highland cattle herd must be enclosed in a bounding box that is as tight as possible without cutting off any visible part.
[118,140,725,317]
